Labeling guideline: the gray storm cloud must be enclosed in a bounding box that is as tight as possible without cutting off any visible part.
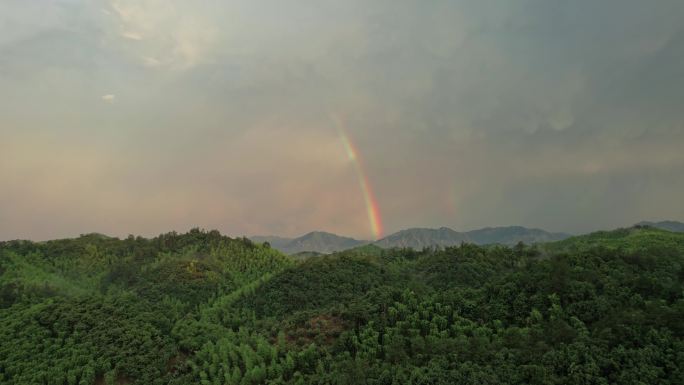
[1,0,683,240]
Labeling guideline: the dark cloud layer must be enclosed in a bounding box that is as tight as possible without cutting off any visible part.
[1,0,683,240]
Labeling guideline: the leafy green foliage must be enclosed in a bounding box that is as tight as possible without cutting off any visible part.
[0,227,682,384]
[0,296,175,385]
[238,255,390,318]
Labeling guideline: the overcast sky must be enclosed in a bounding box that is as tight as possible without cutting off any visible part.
[2,0,683,241]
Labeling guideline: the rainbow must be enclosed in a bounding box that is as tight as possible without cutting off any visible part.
[331,114,384,240]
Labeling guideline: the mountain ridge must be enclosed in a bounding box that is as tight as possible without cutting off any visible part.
[251,231,368,254]
[251,225,572,254]
[635,220,684,233]
[252,220,683,255]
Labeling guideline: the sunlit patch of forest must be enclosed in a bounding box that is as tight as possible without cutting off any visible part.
[1,226,682,384]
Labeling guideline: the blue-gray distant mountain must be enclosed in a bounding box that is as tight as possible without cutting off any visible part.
[465,226,571,245]
[249,235,293,250]
[252,226,570,254]
[635,220,684,232]
[373,227,469,249]
[374,226,570,249]
[250,232,367,254]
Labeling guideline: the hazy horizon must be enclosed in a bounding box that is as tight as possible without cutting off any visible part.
[2,0,684,241]
[3,219,683,243]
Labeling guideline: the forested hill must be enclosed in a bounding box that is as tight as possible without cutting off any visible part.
[1,227,683,384]
[0,229,292,384]
[636,220,684,233]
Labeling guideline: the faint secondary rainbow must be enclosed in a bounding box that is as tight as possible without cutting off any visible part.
[331,114,384,240]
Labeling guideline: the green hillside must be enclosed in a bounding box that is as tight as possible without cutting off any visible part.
[1,227,682,384]
[544,226,684,255]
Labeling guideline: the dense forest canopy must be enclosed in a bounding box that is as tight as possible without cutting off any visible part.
[0,226,682,384]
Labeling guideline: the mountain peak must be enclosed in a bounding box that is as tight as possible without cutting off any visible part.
[299,231,354,239]
[252,231,367,254]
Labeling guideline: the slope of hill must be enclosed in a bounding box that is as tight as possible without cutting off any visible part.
[636,220,684,232]
[544,225,684,255]
[373,227,469,249]
[283,231,367,254]
[249,235,292,250]
[0,229,292,385]
[251,231,367,254]
[1,227,682,384]
[465,225,570,245]
[290,250,325,259]
[375,225,570,249]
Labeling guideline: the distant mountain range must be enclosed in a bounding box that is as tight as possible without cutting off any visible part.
[374,226,571,249]
[251,225,572,255]
[252,221,684,255]
[635,220,684,233]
